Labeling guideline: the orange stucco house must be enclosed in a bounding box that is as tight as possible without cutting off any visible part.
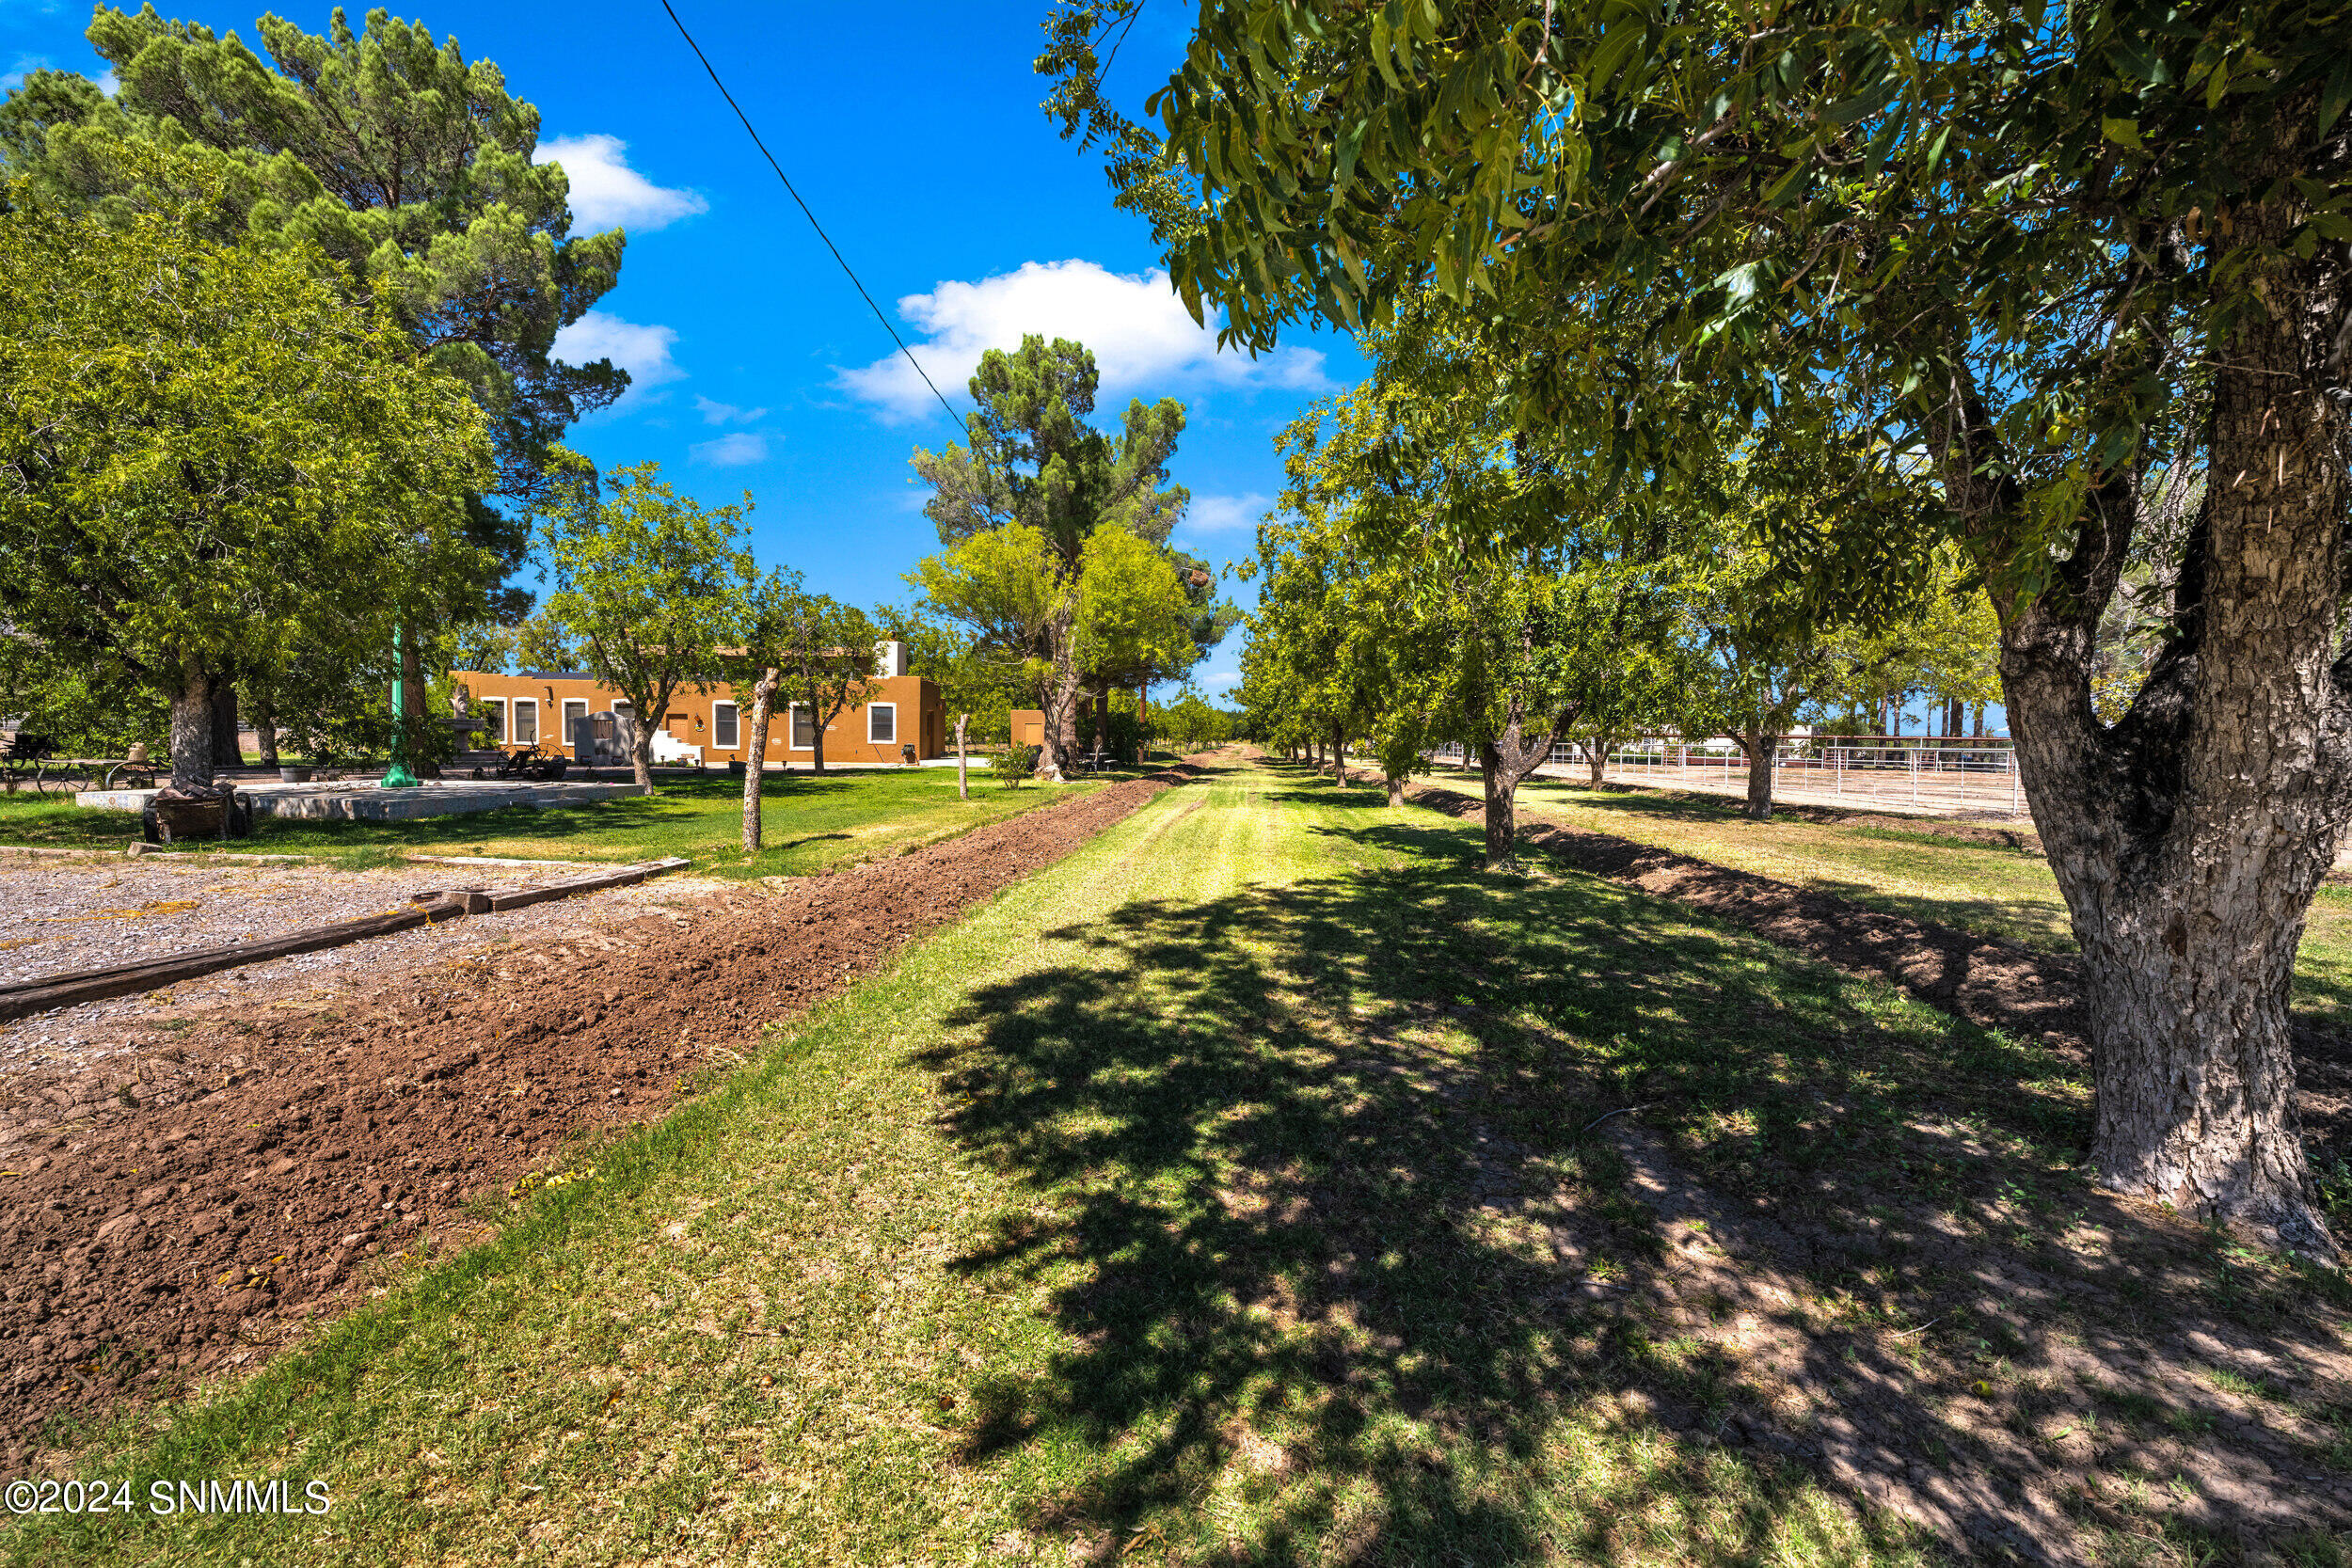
[455,643,946,768]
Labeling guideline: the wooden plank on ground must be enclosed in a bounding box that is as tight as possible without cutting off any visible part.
[485,857,690,912]
[0,900,465,1022]
[0,857,687,1022]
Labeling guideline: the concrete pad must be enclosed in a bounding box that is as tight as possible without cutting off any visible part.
[73,778,637,822]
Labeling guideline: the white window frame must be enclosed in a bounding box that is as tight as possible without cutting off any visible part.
[712,701,739,750]
[512,697,538,745]
[788,704,816,751]
[867,702,897,745]
[560,698,589,754]
[480,697,506,743]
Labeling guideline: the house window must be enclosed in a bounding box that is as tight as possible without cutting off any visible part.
[512,698,538,745]
[712,702,739,749]
[481,698,505,743]
[868,703,897,744]
[561,698,589,753]
[790,705,815,749]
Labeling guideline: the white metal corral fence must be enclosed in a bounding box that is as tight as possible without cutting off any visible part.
[1426,736,2026,817]
[1581,736,2024,816]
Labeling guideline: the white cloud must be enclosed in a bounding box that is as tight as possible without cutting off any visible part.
[691,432,771,467]
[551,311,684,410]
[535,134,707,234]
[1184,493,1271,534]
[1201,670,1241,689]
[693,395,769,426]
[2,55,52,92]
[837,260,1331,421]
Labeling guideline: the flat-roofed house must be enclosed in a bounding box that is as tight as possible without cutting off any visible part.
[454,642,946,768]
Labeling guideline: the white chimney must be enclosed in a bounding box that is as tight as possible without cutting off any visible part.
[873,639,908,678]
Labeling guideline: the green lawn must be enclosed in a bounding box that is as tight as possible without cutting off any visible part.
[14,760,2344,1566]
[1507,773,2352,1034]
[0,769,1103,879]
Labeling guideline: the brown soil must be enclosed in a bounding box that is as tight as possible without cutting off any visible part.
[0,770,1184,1464]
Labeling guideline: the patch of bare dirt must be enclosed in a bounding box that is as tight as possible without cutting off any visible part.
[0,770,1187,1462]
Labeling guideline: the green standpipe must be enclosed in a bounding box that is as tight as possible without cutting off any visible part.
[380,625,421,788]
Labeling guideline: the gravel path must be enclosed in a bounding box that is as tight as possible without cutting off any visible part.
[0,852,728,1073]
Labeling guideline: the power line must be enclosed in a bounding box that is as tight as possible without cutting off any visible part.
[658,0,962,431]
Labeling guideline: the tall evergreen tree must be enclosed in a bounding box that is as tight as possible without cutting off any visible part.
[911,335,1206,778]
[0,0,634,766]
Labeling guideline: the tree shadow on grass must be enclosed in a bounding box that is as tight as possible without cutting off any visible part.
[920,800,2352,1564]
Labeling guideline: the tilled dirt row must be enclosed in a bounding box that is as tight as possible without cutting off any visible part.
[0,770,1184,1464]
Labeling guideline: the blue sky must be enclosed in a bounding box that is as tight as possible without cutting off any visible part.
[1,0,1359,702]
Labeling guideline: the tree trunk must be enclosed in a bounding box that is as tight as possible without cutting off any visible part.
[740,668,779,851]
[1970,701,1986,739]
[955,712,969,801]
[1329,721,1347,784]
[631,727,656,795]
[1945,97,2350,1253]
[1036,634,1084,782]
[250,687,279,769]
[1739,734,1778,821]
[168,657,215,789]
[1478,740,1518,868]
[1385,771,1405,807]
[1584,738,1608,787]
[210,681,240,770]
[1477,694,1577,872]
[398,630,429,776]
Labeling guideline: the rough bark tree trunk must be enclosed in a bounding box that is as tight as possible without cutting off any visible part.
[631,729,656,795]
[1584,737,1610,787]
[1037,648,1085,782]
[399,633,427,776]
[1478,740,1518,868]
[1738,733,1779,821]
[955,712,969,801]
[250,687,278,769]
[1329,721,1347,784]
[1478,697,1578,872]
[1385,771,1405,807]
[739,668,779,851]
[209,682,240,770]
[1947,94,2351,1253]
[168,657,215,790]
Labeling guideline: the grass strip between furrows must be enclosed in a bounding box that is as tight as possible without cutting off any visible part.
[13,760,2350,1565]
[1505,773,2352,1034]
[0,770,1105,879]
